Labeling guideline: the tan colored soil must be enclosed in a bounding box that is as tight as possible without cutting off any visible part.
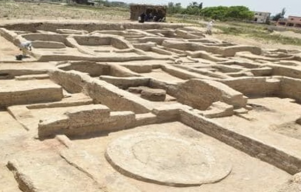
[73,122,291,192]
[215,97,301,154]
[0,2,129,22]
[274,31,301,39]
[0,4,301,191]
[140,68,184,83]
[0,35,20,61]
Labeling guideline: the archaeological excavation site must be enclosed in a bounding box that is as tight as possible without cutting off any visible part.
[1,20,301,192]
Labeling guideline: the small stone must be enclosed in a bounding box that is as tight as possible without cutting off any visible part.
[141,89,166,101]
[128,87,143,94]
[174,59,183,64]
[291,172,301,183]
[234,108,248,115]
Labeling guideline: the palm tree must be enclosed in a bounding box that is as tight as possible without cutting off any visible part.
[272,8,286,21]
[281,8,286,18]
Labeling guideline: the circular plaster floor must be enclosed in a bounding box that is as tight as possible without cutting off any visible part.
[105,132,232,186]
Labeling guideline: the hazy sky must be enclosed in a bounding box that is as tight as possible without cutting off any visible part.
[123,0,300,16]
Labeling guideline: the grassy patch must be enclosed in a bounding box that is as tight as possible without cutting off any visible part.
[250,33,301,45]
[168,17,207,28]
[216,25,301,46]
[170,15,301,46]
[216,26,243,35]
[65,4,128,12]
[224,21,266,30]
[0,2,129,20]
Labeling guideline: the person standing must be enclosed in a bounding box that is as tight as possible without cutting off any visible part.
[138,12,146,23]
[206,20,214,35]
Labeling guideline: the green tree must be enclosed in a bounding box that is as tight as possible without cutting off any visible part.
[167,2,175,14]
[272,13,282,21]
[169,3,253,20]
[191,2,198,7]
[272,8,286,21]
[182,1,202,15]
[174,3,183,13]
[226,6,254,20]
[167,2,183,14]
[200,6,228,20]
[200,6,253,21]
[199,2,203,9]
[281,8,286,17]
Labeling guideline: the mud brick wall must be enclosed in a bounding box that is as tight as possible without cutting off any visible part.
[0,84,63,107]
[176,79,246,110]
[180,109,301,174]
[49,70,152,113]
[279,77,301,102]
[271,65,301,79]
[221,77,280,97]
[0,21,185,32]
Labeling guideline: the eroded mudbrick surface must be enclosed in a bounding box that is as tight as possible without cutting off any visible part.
[106,132,232,186]
[0,21,301,192]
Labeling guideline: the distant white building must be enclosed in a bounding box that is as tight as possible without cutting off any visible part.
[253,11,271,24]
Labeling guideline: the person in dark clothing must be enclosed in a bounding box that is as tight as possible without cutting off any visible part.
[138,12,146,23]
[149,12,153,21]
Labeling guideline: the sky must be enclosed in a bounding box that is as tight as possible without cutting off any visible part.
[121,0,300,16]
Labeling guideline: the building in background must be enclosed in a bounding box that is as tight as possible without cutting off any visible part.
[130,4,167,21]
[253,11,271,24]
[277,16,301,28]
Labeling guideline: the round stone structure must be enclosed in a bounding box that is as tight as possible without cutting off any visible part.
[105,132,232,186]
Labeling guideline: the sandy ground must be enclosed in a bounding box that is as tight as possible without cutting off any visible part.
[140,68,185,83]
[214,97,301,155]
[272,122,301,140]
[1,1,300,52]
[0,2,129,22]
[0,34,37,62]
[215,97,301,136]
[274,31,301,39]
[0,35,21,61]
[72,122,290,192]
[0,111,31,191]
[0,3,300,191]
